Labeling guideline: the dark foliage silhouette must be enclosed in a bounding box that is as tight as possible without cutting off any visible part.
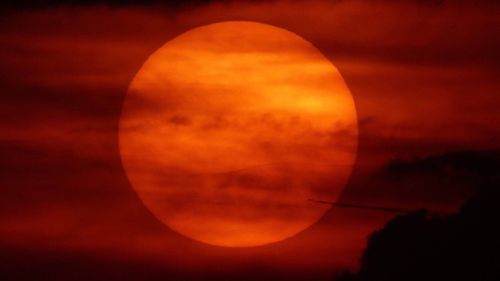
[338,150,500,281]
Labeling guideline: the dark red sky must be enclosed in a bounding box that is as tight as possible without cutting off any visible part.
[1,1,499,280]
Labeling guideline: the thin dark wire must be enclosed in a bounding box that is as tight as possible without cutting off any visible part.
[308,199,411,213]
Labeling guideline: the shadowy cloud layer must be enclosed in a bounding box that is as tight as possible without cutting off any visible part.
[1,0,499,280]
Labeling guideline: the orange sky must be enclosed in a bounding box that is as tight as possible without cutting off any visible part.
[0,1,499,280]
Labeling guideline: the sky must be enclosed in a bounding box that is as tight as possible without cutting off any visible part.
[1,1,499,280]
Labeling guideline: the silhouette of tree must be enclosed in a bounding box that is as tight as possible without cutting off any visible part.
[338,150,500,281]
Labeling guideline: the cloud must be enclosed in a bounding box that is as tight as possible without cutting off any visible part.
[340,149,500,215]
[0,1,499,279]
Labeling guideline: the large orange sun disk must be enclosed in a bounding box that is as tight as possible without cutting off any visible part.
[119,21,358,247]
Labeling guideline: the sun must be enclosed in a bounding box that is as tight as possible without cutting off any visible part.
[119,21,358,247]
